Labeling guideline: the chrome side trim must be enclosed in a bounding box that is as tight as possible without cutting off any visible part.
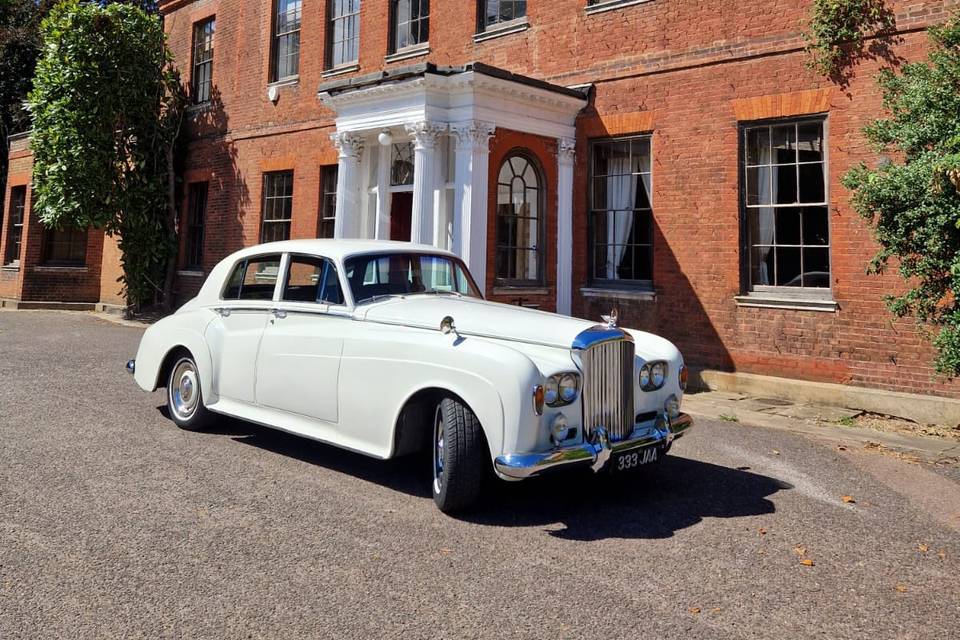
[495,414,693,480]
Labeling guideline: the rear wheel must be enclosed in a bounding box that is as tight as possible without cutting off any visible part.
[432,396,485,513]
[166,354,212,431]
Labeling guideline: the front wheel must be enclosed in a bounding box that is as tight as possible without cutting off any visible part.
[432,396,485,513]
[166,354,213,431]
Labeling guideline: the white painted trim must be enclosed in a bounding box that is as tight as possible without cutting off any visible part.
[580,287,657,302]
[585,0,654,16]
[734,295,838,312]
[556,138,575,316]
[384,44,430,64]
[322,63,360,78]
[473,18,530,43]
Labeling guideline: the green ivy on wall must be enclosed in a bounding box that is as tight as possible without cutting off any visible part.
[805,0,895,77]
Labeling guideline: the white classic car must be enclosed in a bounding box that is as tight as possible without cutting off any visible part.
[128,240,693,512]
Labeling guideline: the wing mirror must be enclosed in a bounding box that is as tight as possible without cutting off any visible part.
[440,316,457,335]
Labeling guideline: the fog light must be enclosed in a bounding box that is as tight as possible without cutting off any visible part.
[665,394,681,421]
[551,413,571,444]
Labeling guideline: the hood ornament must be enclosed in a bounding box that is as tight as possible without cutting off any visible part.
[601,308,619,328]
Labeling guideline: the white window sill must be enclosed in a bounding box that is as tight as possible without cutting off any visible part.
[322,63,360,78]
[268,76,299,89]
[734,295,838,313]
[385,44,430,64]
[586,0,654,15]
[177,270,205,278]
[581,287,656,302]
[34,265,87,272]
[493,286,550,296]
[473,18,530,43]
[1,263,20,272]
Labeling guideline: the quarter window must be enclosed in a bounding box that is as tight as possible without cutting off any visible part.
[43,227,87,266]
[223,255,282,300]
[282,255,344,305]
[391,0,429,52]
[494,153,543,285]
[318,166,338,239]
[5,185,26,264]
[328,0,360,68]
[272,0,302,81]
[589,136,653,287]
[743,119,830,290]
[185,182,208,270]
[481,1,526,30]
[261,171,294,243]
[191,17,215,104]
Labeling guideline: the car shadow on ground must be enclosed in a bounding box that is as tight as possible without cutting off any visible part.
[162,407,792,540]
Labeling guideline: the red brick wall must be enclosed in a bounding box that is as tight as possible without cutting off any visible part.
[149,0,960,398]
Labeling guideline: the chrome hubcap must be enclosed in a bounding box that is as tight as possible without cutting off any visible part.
[433,408,445,494]
[170,359,199,421]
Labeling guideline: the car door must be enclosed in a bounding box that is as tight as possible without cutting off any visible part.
[255,253,346,423]
[204,253,282,404]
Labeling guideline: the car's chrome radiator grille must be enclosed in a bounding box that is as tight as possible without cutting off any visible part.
[580,339,636,442]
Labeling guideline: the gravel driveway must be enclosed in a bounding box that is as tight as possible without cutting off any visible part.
[1,310,958,639]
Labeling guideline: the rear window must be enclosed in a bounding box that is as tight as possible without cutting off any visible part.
[281,255,344,305]
[221,254,282,300]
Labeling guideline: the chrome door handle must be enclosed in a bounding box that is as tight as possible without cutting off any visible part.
[271,309,287,319]
[214,307,231,317]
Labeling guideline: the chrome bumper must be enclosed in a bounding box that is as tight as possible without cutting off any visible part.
[494,413,693,480]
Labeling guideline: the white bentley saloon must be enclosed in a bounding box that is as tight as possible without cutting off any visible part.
[128,240,693,512]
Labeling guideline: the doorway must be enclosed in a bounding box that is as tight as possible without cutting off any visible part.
[390,192,413,241]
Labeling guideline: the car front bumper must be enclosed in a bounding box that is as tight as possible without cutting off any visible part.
[494,413,693,480]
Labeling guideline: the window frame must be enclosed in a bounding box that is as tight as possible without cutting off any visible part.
[280,252,347,307]
[271,0,302,82]
[738,115,833,300]
[327,0,361,69]
[260,171,294,244]
[318,165,338,239]
[184,181,208,271]
[494,150,546,288]
[477,1,527,32]
[389,0,430,54]
[586,134,655,291]
[4,185,27,265]
[191,16,215,104]
[220,253,284,301]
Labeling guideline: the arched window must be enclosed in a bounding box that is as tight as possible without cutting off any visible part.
[495,152,543,284]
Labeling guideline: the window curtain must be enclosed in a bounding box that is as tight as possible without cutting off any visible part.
[605,158,641,279]
[756,144,776,285]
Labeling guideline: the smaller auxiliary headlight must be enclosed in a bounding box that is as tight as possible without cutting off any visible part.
[551,413,572,443]
[665,394,681,421]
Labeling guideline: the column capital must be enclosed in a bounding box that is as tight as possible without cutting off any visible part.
[557,137,576,165]
[331,131,365,159]
[405,121,448,150]
[450,121,496,151]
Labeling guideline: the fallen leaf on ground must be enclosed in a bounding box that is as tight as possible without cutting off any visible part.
[800,559,815,567]
[758,527,767,536]
[772,450,781,456]
[841,495,856,504]
[439,548,452,555]
[836,445,847,451]
[689,607,701,614]
[711,608,722,614]
[794,545,807,557]
[895,584,908,593]
[918,543,929,553]
[937,549,947,559]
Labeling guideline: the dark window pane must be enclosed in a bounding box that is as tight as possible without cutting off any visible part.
[635,176,652,209]
[746,167,771,206]
[746,128,770,166]
[802,206,830,246]
[239,255,282,300]
[751,246,775,287]
[797,122,823,163]
[624,245,652,281]
[223,262,246,299]
[775,209,801,246]
[631,210,652,245]
[748,208,775,248]
[799,163,826,203]
[771,125,796,164]
[776,247,802,287]
[773,164,797,205]
[803,248,831,287]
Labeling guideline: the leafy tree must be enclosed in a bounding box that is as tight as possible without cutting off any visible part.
[28,0,187,310]
[843,15,960,375]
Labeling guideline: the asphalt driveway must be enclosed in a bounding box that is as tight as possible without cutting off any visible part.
[1,310,958,639]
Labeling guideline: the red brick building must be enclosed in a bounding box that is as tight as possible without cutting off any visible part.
[4,0,960,400]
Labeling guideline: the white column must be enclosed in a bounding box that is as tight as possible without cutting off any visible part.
[450,121,495,294]
[556,137,576,316]
[405,121,447,245]
[374,141,392,240]
[331,132,364,239]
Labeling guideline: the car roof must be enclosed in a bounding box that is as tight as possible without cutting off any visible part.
[227,239,456,263]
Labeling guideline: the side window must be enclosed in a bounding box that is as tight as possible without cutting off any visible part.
[281,255,343,305]
[222,254,282,300]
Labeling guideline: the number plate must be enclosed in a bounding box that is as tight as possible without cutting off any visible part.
[612,445,662,473]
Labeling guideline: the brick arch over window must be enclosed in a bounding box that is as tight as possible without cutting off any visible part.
[486,130,558,310]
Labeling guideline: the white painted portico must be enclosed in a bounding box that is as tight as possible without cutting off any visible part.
[318,63,587,313]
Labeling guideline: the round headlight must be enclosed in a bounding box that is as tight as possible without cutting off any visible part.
[640,365,651,389]
[559,374,579,403]
[652,362,666,388]
[544,378,560,405]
